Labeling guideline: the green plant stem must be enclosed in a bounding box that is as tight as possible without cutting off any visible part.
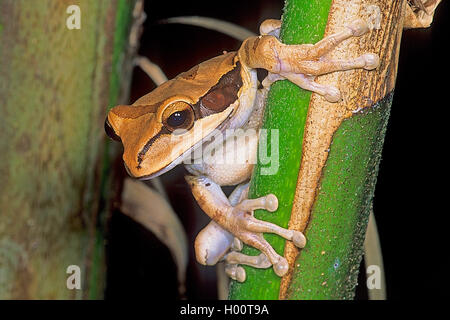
[228,0,332,300]
[286,95,392,299]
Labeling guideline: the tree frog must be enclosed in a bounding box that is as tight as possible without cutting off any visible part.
[105,18,379,282]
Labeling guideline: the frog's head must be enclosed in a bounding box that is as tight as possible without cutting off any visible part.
[105,53,243,179]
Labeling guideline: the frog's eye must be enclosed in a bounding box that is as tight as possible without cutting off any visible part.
[162,101,195,133]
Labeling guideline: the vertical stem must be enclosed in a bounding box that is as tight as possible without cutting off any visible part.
[228,0,332,300]
[230,0,405,299]
[0,0,136,299]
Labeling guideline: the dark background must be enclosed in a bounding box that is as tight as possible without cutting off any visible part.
[105,0,449,300]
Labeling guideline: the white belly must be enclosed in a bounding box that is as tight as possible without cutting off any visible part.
[185,128,259,186]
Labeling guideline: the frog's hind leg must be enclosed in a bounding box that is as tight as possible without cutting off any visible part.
[223,182,272,282]
[232,211,306,277]
[232,193,307,276]
[223,245,272,283]
[193,181,273,283]
[186,175,306,279]
[194,222,272,283]
[222,184,273,282]
[234,202,306,249]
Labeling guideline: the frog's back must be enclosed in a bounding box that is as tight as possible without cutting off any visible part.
[133,52,239,106]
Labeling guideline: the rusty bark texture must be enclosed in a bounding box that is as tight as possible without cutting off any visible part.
[0,0,136,299]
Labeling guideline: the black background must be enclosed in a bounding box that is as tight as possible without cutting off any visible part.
[105,0,449,300]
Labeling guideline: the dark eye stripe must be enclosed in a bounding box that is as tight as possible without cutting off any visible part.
[136,127,170,168]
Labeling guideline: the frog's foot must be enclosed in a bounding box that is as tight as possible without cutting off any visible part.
[224,253,271,282]
[286,18,377,63]
[279,52,378,102]
[222,238,272,282]
[241,18,380,102]
[186,175,306,278]
[263,72,343,103]
[194,222,269,283]
[231,196,306,277]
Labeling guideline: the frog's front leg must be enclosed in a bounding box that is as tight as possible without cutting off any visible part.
[239,18,380,102]
[186,175,306,278]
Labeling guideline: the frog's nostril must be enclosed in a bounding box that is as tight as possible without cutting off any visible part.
[104,118,122,142]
